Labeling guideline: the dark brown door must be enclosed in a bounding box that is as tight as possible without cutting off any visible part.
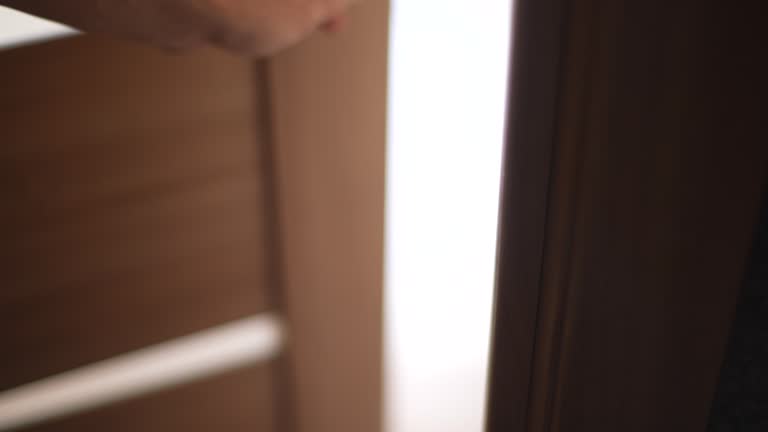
[487,0,767,430]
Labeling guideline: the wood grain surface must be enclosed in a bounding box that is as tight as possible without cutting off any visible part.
[488,0,768,430]
[0,36,272,390]
[265,1,389,431]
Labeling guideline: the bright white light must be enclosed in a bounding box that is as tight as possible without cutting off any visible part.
[0,7,74,50]
[384,1,512,432]
[0,315,284,431]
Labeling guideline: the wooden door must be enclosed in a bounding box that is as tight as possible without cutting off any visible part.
[0,1,388,430]
[487,0,768,430]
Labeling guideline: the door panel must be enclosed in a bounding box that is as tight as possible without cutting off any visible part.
[488,0,768,430]
[266,2,389,431]
[0,36,271,390]
[0,2,389,428]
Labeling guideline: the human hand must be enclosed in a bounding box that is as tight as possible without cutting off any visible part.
[1,0,353,56]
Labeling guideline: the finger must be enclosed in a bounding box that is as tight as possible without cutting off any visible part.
[320,13,346,33]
